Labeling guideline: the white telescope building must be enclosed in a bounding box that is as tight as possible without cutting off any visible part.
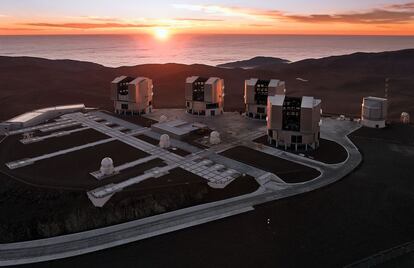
[110,76,153,115]
[185,76,225,116]
[245,79,286,120]
[361,96,388,128]
[267,95,321,151]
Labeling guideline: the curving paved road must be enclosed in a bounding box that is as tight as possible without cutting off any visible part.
[0,118,362,266]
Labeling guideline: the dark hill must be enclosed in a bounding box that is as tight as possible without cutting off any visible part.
[217,56,290,69]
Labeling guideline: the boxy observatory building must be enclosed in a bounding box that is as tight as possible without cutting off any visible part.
[245,79,286,120]
[267,95,322,151]
[185,76,225,116]
[110,76,153,115]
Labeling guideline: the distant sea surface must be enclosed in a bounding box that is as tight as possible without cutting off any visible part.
[1,34,414,67]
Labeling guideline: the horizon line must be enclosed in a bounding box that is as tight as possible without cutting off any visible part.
[1,33,414,37]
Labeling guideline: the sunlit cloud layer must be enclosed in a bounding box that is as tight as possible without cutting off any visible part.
[24,22,164,29]
[1,1,414,35]
[174,2,414,24]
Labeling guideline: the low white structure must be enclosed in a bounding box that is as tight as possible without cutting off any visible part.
[159,134,171,148]
[100,157,115,176]
[401,112,410,124]
[210,131,221,145]
[151,119,207,140]
[361,96,388,128]
[0,104,85,135]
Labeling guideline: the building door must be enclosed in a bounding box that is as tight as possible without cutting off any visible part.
[211,110,215,116]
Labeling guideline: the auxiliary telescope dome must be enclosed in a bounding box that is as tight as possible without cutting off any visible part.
[100,157,114,175]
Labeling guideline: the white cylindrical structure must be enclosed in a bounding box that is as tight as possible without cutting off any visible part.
[159,134,171,148]
[361,97,388,128]
[159,115,168,123]
[210,131,221,145]
[100,157,114,175]
[401,112,410,124]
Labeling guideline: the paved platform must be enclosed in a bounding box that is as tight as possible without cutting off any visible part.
[0,112,363,266]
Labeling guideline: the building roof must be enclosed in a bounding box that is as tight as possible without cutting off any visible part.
[8,111,44,123]
[268,79,283,88]
[206,77,220,85]
[246,78,258,86]
[301,96,321,108]
[7,104,85,124]
[186,76,199,84]
[111,76,128,84]
[246,78,284,88]
[268,95,285,106]
[301,96,315,109]
[129,77,147,85]
[364,96,387,102]
[152,119,206,136]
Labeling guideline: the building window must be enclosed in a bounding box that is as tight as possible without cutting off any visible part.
[282,97,301,131]
[254,80,270,105]
[192,78,207,102]
[121,104,128,110]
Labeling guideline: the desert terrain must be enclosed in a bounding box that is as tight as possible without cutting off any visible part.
[1,49,413,121]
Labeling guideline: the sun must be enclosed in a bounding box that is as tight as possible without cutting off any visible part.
[153,28,170,41]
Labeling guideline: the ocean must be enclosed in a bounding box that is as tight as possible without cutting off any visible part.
[1,34,414,67]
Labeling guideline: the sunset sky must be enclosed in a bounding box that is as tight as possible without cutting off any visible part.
[1,0,414,35]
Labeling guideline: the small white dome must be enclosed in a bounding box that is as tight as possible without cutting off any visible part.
[100,157,114,176]
[210,131,221,145]
[101,157,113,167]
[159,134,171,148]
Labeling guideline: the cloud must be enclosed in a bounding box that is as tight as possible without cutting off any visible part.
[65,16,121,22]
[173,4,274,20]
[286,9,414,24]
[0,27,42,31]
[387,2,414,10]
[247,24,273,27]
[174,3,414,24]
[173,18,224,22]
[24,22,164,29]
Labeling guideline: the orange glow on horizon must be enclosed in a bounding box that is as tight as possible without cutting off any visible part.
[0,16,414,36]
